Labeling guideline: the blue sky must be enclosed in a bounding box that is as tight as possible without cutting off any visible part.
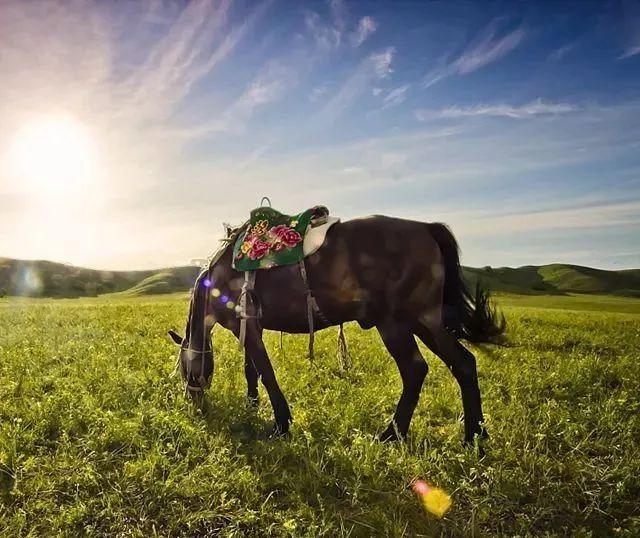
[1,0,639,269]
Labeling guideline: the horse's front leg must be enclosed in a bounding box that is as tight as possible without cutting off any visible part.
[244,327,261,407]
[244,349,259,407]
[243,324,292,436]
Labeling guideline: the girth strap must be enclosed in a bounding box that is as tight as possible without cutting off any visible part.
[299,260,321,361]
[236,262,326,363]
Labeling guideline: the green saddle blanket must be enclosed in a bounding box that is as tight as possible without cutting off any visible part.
[232,205,329,270]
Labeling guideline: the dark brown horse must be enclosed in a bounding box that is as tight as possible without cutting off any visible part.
[168,215,504,444]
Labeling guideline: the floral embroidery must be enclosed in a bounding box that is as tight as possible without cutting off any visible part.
[248,238,270,260]
[268,224,302,250]
[233,205,329,270]
[238,223,303,262]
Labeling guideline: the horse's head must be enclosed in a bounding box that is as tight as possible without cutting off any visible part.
[168,225,242,400]
[168,326,214,399]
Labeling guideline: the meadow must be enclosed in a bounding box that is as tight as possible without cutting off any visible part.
[0,293,639,536]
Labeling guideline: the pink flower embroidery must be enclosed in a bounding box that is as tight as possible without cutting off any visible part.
[248,239,270,260]
[268,225,302,249]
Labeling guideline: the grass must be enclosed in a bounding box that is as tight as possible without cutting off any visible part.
[0,293,639,536]
[496,292,640,314]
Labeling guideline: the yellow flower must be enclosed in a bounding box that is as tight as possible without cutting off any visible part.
[241,241,252,254]
[290,219,298,227]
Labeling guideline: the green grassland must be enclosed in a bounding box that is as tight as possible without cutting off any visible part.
[1,294,639,536]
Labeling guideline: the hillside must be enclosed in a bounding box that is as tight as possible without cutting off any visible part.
[0,258,200,298]
[1,258,639,298]
[115,268,203,297]
[464,264,640,297]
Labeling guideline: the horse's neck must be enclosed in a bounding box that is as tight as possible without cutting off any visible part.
[187,276,213,349]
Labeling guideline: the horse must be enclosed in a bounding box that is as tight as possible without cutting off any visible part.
[168,215,504,444]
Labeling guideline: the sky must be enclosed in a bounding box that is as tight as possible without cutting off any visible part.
[1,0,639,270]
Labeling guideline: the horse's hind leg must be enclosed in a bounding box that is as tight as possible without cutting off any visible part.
[377,320,429,442]
[414,323,487,444]
[243,324,292,436]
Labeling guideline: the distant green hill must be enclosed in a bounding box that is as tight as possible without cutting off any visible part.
[0,258,200,298]
[1,257,639,298]
[115,268,202,297]
[464,264,640,297]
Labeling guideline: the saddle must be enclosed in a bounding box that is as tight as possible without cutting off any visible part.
[232,205,336,271]
[232,203,343,364]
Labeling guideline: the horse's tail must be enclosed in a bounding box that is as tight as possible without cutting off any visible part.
[428,222,505,344]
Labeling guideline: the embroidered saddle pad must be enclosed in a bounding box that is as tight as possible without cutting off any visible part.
[232,205,330,270]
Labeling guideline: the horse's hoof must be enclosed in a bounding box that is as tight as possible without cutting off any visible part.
[378,427,402,443]
[267,423,290,440]
[463,432,489,457]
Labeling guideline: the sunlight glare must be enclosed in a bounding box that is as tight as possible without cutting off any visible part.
[10,115,97,195]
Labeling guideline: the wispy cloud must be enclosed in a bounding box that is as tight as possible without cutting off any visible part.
[422,19,525,88]
[371,47,394,78]
[548,41,578,61]
[439,199,640,239]
[304,0,348,52]
[618,44,640,60]
[123,0,271,121]
[415,99,579,121]
[315,47,395,125]
[171,57,299,139]
[618,2,640,60]
[234,61,293,119]
[351,16,377,47]
[380,84,410,109]
[304,10,342,51]
[309,84,330,102]
[330,0,347,35]
[305,2,379,52]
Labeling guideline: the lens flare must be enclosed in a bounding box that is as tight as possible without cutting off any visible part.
[411,480,451,518]
[15,266,43,296]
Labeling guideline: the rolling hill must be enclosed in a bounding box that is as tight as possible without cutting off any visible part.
[0,258,200,298]
[1,257,639,298]
[464,264,640,297]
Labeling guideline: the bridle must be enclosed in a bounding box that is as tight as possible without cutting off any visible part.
[176,226,244,396]
[180,346,212,393]
[182,262,213,395]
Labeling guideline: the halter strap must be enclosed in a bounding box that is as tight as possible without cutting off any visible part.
[180,346,212,354]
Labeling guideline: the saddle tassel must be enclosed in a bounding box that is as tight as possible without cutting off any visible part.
[337,323,351,371]
[298,260,318,362]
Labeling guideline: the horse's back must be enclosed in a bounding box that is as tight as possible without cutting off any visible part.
[306,215,444,326]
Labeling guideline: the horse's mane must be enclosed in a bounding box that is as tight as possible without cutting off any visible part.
[192,222,247,289]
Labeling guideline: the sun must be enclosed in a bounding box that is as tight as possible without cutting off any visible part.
[10,115,97,195]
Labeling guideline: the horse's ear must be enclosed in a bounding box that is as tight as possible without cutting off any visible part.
[168,330,183,345]
[222,222,232,237]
